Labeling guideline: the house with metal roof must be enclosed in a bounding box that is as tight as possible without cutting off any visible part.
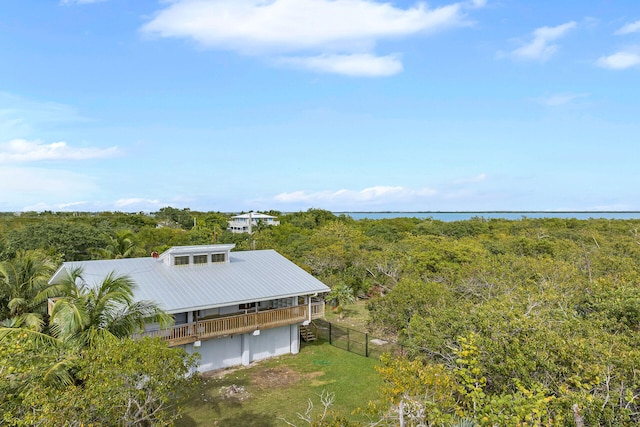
[49,244,329,372]
[227,212,280,233]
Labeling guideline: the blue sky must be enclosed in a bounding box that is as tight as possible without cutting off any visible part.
[1,0,639,212]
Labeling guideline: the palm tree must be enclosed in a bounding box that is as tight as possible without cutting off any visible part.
[326,283,356,320]
[1,267,173,388]
[92,229,138,259]
[0,250,56,330]
[48,267,172,346]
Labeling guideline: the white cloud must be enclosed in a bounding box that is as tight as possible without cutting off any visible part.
[537,93,589,106]
[0,139,120,163]
[510,21,577,62]
[268,175,496,210]
[274,185,437,206]
[469,0,487,8]
[277,53,403,77]
[115,198,163,208]
[142,0,482,76]
[615,20,640,35]
[597,51,640,70]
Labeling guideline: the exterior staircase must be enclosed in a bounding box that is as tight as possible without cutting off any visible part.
[300,322,317,342]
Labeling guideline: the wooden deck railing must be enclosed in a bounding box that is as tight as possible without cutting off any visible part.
[310,301,324,319]
[138,302,325,347]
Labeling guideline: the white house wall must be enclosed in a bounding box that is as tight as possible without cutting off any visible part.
[186,335,243,373]
[249,326,294,363]
[184,324,300,373]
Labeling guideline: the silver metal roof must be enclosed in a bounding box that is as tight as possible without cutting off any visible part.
[49,248,330,314]
[231,213,277,219]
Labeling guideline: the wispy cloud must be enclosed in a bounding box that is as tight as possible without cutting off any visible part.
[468,0,487,9]
[269,173,494,210]
[509,21,577,62]
[597,51,640,70]
[615,20,640,35]
[276,53,403,77]
[59,0,106,5]
[275,185,437,206]
[0,139,119,163]
[141,0,483,77]
[0,166,99,211]
[536,92,589,106]
[0,167,96,193]
[115,198,163,208]
[0,92,89,139]
[453,173,487,184]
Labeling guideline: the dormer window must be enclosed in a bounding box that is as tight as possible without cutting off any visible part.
[193,255,208,264]
[160,244,235,267]
[174,256,189,266]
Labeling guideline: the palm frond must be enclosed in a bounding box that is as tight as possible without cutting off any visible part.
[0,326,60,347]
[17,312,45,331]
[83,326,118,348]
[50,298,89,340]
[107,301,172,337]
[7,297,28,315]
[43,355,79,389]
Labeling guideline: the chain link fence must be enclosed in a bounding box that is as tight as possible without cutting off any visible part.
[311,319,403,359]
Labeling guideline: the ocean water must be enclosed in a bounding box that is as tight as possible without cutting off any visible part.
[336,212,640,221]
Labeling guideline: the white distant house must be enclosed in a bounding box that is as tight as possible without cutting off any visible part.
[48,244,328,373]
[228,212,280,233]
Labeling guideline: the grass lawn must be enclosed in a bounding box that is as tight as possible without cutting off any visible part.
[176,339,384,427]
[323,300,371,331]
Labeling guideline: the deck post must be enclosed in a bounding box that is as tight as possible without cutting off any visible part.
[241,333,250,366]
[291,324,300,354]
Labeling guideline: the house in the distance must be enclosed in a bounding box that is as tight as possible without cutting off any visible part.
[227,212,280,233]
[48,244,328,372]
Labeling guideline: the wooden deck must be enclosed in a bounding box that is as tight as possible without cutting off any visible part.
[139,302,325,347]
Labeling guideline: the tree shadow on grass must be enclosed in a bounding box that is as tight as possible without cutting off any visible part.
[176,411,276,427]
[175,414,198,427]
[215,410,278,427]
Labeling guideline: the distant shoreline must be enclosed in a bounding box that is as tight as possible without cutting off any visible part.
[333,211,640,214]
[333,211,640,221]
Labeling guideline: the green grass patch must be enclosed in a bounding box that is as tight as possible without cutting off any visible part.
[324,300,371,331]
[177,340,384,427]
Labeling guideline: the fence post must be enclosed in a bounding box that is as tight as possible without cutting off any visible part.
[329,322,332,345]
[365,332,369,357]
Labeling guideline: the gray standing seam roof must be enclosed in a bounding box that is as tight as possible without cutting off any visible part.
[49,249,330,314]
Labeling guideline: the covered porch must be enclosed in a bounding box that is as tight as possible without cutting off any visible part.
[139,301,325,346]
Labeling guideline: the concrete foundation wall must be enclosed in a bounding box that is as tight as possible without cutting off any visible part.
[184,324,300,373]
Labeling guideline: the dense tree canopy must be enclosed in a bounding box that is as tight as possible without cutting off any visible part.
[0,334,198,426]
[3,209,640,425]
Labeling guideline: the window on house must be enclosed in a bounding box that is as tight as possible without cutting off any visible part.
[174,255,189,266]
[239,302,256,310]
[193,254,208,264]
[211,253,225,263]
[173,312,188,325]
